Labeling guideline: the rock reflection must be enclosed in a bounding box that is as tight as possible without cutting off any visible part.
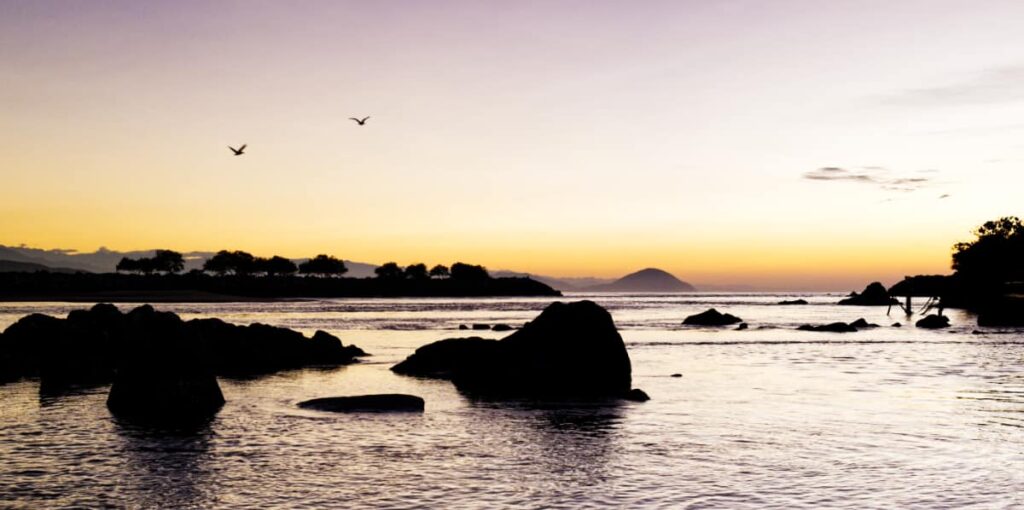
[112,418,217,509]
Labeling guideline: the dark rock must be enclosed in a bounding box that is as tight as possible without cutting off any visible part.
[623,388,650,402]
[298,394,425,413]
[391,338,498,378]
[670,373,682,378]
[736,323,748,330]
[797,322,858,333]
[492,324,514,332]
[916,314,950,329]
[838,282,897,306]
[849,318,880,328]
[977,300,1024,327]
[682,308,743,326]
[778,299,809,305]
[471,324,491,330]
[891,322,902,327]
[458,324,469,330]
[393,301,640,400]
[0,304,366,386]
[106,306,224,421]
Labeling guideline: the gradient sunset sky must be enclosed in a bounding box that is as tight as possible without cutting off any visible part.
[2,1,1022,290]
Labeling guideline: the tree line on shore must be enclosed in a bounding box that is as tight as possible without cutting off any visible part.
[116,250,492,281]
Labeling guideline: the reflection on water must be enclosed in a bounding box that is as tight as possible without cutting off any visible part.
[0,294,1022,508]
[114,420,216,509]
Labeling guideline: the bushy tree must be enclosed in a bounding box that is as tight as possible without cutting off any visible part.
[153,250,185,274]
[429,264,449,279]
[260,255,298,276]
[404,263,429,280]
[116,257,138,273]
[299,254,347,277]
[450,262,490,281]
[952,216,1024,284]
[374,262,404,279]
[203,250,256,275]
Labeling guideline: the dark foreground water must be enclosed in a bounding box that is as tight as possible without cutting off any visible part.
[1,293,1022,509]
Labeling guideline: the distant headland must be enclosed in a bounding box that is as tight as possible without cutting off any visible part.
[582,268,697,292]
[0,250,559,301]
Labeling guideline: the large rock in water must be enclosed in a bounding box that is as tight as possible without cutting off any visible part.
[838,282,896,306]
[682,308,742,326]
[298,394,425,413]
[106,306,224,421]
[392,301,639,400]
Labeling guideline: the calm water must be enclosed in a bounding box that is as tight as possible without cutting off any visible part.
[1,293,1022,509]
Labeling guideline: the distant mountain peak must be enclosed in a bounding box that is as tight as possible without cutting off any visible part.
[586,268,696,292]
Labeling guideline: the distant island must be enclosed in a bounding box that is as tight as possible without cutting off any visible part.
[0,250,559,301]
[584,268,697,292]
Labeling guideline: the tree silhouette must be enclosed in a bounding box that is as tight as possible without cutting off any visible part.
[116,257,138,274]
[450,262,490,281]
[952,216,1024,285]
[429,264,449,279]
[260,255,298,276]
[299,254,347,277]
[203,250,256,276]
[404,263,429,280]
[374,262,404,279]
[153,250,185,274]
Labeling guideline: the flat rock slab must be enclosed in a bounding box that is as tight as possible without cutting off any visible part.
[298,394,425,413]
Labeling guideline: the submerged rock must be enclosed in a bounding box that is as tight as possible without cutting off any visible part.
[838,282,896,306]
[916,315,950,329]
[298,394,425,413]
[393,301,643,401]
[682,308,743,326]
[797,322,858,333]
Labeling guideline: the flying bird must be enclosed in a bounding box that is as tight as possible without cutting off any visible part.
[939,194,951,199]
[349,116,370,126]
[228,144,247,156]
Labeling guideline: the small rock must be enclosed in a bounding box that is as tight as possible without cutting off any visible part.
[670,373,682,378]
[298,394,425,413]
[491,324,514,332]
[623,388,650,402]
[891,322,902,327]
[682,308,743,326]
[916,315,950,329]
[778,299,808,305]
[471,324,491,330]
[849,318,880,328]
[736,323,748,330]
[797,322,857,333]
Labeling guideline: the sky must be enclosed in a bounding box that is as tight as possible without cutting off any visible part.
[1,0,1023,290]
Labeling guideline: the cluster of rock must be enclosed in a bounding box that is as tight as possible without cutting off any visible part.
[797,318,881,333]
[393,301,647,401]
[838,282,897,306]
[0,304,365,420]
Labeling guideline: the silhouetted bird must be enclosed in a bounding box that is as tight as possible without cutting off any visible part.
[228,144,247,156]
[349,116,370,126]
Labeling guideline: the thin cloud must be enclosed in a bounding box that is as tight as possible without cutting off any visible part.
[880,66,1024,107]
[802,167,938,192]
